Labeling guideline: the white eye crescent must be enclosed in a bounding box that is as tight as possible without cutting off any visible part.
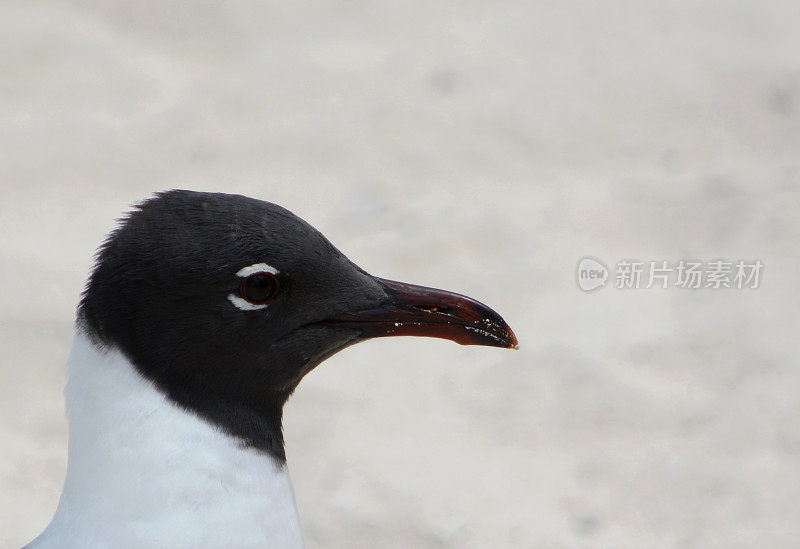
[228,294,269,311]
[235,263,279,277]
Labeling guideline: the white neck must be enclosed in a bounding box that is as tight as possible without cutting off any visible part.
[30,332,303,549]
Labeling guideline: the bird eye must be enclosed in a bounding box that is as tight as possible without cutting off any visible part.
[239,272,279,305]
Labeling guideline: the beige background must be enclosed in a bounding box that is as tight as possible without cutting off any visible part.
[2,1,799,547]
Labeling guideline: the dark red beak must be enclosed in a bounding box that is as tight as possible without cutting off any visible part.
[327,278,518,349]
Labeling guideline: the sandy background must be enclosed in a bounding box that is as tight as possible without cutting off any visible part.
[2,1,799,547]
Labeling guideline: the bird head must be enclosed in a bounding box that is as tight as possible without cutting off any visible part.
[79,190,517,459]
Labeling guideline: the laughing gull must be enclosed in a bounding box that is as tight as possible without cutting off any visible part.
[27,190,517,548]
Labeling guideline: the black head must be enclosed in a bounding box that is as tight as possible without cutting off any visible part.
[80,190,516,461]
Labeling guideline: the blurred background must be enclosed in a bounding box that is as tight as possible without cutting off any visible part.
[2,1,799,547]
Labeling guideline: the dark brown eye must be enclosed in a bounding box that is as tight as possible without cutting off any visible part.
[239,272,279,305]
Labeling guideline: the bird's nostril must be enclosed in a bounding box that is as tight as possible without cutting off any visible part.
[413,304,455,316]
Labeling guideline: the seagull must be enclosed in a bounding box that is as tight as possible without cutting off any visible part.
[27,190,517,548]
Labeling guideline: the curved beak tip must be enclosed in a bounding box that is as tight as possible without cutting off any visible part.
[475,319,519,350]
[507,330,520,350]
